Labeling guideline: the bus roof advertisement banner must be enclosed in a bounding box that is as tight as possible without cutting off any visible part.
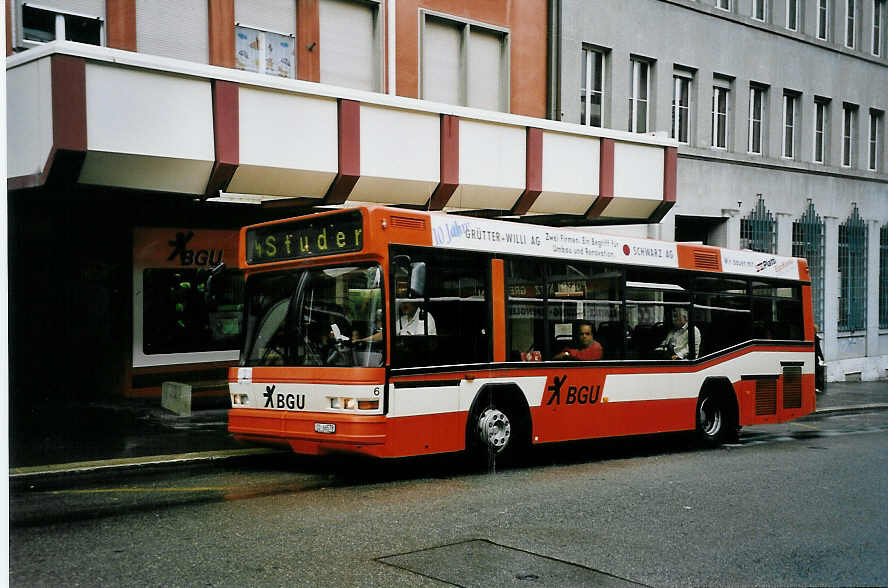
[721,250,800,280]
[430,215,679,269]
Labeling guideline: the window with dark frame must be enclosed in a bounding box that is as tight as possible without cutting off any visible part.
[818,0,830,39]
[748,85,766,155]
[783,92,798,159]
[843,104,858,167]
[787,0,799,30]
[754,0,768,21]
[628,59,650,133]
[712,84,730,149]
[870,110,883,171]
[580,47,606,127]
[814,98,829,163]
[21,4,102,46]
[672,73,691,144]
[143,268,243,355]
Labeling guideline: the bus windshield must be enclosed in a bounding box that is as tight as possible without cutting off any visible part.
[242,263,384,367]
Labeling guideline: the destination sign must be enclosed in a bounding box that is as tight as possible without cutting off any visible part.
[246,210,364,264]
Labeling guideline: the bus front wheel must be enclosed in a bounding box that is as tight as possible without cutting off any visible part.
[467,391,528,468]
[477,407,512,454]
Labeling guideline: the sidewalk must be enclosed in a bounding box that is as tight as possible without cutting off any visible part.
[8,380,888,478]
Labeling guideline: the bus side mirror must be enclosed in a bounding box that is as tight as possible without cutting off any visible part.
[409,262,426,299]
[204,262,226,309]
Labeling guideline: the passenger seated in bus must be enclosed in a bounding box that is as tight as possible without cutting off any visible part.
[396,300,437,336]
[552,321,603,361]
[656,308,700,360]
[354,300,436,343]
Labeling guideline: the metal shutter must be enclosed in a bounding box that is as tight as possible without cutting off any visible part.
[319,0,378,92]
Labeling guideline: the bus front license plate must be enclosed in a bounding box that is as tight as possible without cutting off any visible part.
[314,423,336,434]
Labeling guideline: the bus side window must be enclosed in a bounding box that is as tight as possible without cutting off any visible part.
[752,281,803,341]
[506,258,546,361]
[391,248,490,368]
[694,277,750,355]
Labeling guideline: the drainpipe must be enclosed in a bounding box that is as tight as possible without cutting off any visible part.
[547,0,561,121]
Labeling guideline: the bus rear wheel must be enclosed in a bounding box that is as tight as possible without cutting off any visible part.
[696,394,728,447]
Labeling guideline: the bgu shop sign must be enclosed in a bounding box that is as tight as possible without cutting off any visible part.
[133,228,239,268]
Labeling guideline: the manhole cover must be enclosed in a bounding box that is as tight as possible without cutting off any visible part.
[378,539,641,587]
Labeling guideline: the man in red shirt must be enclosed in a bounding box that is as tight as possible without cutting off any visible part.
[553,321,603,361]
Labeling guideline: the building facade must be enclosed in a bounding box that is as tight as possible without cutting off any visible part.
[6,0,887,395]
[555,0,888,381]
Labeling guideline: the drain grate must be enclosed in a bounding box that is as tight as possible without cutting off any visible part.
[378,539,642,587]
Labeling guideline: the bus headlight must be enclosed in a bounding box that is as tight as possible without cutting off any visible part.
[231,393,249,406]
[329,397,378,410]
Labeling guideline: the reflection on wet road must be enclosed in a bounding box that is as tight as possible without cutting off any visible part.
[11,408,888,528]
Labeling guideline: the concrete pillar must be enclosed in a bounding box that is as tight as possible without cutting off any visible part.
[830,99,844,168]
[647,210,676,242]
[733,77,750,154]
[867,219,880,360]
[611,49,631,132]
[799,95,813,165]
[713,208,741,249]
[823,216,840,362]
[776,212,793,256]
[654,62,672,137]
[696,68,714,149]
[767,87,783,159]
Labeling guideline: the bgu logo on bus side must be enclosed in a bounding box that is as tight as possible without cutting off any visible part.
[545,375,601,406]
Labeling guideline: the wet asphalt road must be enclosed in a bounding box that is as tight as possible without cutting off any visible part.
[10,408,888,586]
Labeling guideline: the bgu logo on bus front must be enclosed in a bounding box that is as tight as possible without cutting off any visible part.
[263,385,306,410]
[545,375,601,406]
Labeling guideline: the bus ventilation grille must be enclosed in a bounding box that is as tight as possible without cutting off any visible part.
[390,215,426,230]
[755,378,777,415]
[782,366,802,409]
[693,251,720,271]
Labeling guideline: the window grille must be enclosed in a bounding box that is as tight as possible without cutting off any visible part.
[880,225,888,328]
[793,200,825,331]
[838,205,868,332]
[740,197,776,253]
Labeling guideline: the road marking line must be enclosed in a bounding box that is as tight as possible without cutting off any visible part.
[10,448,283,478]
[45,487,234,495]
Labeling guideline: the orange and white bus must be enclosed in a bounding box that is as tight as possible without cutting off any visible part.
[226,205,816,461]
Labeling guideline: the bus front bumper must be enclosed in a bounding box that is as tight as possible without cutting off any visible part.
[228,408,388,456]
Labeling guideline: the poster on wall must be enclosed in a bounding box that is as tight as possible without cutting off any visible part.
[235,27,260,73]
[265,31,294,78]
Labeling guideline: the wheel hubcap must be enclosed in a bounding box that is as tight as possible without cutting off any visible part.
[478,408,511,453]
[699,397,722,436]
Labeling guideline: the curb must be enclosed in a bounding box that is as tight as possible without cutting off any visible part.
[10,447,285,483]
[814,403,888,414]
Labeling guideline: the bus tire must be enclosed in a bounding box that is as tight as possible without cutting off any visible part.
[466,386,529,468]
[696,392,729,447]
